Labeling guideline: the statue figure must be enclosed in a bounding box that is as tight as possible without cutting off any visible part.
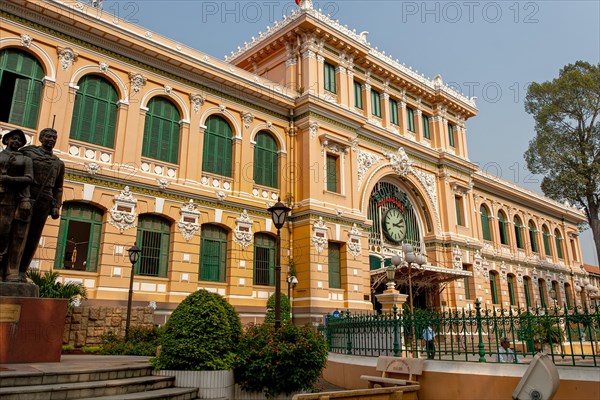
[0,129,33,282]
[18,128,64,280]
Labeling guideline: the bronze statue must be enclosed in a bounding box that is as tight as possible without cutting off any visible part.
[0,129,33,282]
[19,128,64,280]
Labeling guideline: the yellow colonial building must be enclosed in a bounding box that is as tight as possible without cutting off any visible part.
[0,0,591,325]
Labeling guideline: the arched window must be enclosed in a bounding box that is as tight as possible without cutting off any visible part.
[523,277,532,308]
[70,75,118,148]
[514,217,524,249]
[253,131,279,188]
[199,224,227,282]
[480,205,491,241]
[254,233,275,286]
[554,229,564,259]
[542,225,551,256]
[538,279,547,308]
[136,214,171,277]
[507,274,517,306]
[528,221,538,253]
[142,97,180,164]
[498,211,509,245]
[551,280,561,307]
[0,48,44,129]
[54,202,103,272]
[490,271,499,304]
[202,115,233,177]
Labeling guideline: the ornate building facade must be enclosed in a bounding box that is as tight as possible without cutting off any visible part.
[0,0,591,325]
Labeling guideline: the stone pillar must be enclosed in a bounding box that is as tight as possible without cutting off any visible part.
[376,288,408,313]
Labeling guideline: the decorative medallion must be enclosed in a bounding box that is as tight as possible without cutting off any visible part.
[129,73,147,93]
[385,147,412,177]
[108,186,138,232]
[20,34,32,48]
[241,111,254,129]
[216,191,227,201]
[164,85,172,95]
[233,210,254,248]
[500,261,507,283]
[355,149,382,187]
[453,245,462,269]
[190,94,204,114]
[99,62,109,73]
[84,162,101,175]
[309,122,319,139]
[311,217,328,253]
[57,47,78,70]
[177,199,200,241]
[156,178,170,190]
[346,224,362,258]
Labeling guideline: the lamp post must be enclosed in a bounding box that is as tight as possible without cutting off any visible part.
[125,242,141,342]
[287,275,298,323]
[398,244,426,355]
[268,198,291,329]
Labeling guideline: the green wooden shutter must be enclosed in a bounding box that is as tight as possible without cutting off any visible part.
[159,229,170,277]
[490,274,498,304]
[498,213,508,245]
[326,154,337,192]
[407,107,415,132]
[508,276,516,306]
[538,282,546,307]
[354,81,363,109]
[524,280,531,308]
[54,215,69,270]
[455,197,462,226]
[143,97,180,163]
[555,231,563,258]
[390,99,398,125]
[328,242,341,289]
[422,115,430,139]
[86,221,102,272]
[254,131,278,188]
[514,218,524,249]
[481,206,491,241]
[529,222,538,252]
[8,78,29,126]
[543,227,551,255]
[200,225,227,282]
[371,90,381,117]
[448,123,455,147]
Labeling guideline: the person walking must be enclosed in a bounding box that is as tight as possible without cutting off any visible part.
[422,324,436,359]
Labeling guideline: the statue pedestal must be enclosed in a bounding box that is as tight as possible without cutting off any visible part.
[0,296,68,363]
[376,289,408,313]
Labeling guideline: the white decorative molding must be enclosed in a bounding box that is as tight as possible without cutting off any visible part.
[216,191,227,201]
[129,72,147,93]
[83,162,101,175]
[164,85,172,95]
[57,47,78,70]
[516,265,523,284]
[233,210,254,248]
[500,261,507,283]
[473,251,483,276]
[177,200,200,241]
[347,224,362,257]
[156,178,170,190]
[20,34,32,47]
[309,122,319,139]
[108,186,137,232]
[219,104,226,113]
[453,245,462,269]
[241,111,254,129]
[311,217,328,253]
[190,93,204,114]
[99,62,109,73]
[385,147,412,177]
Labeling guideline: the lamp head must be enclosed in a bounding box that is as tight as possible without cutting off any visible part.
[391,254,402,267]
[405,252,416,264]
[128,242,141,265]
[268,198,291,230]
[291,276,298,285]
[386,265,396,281]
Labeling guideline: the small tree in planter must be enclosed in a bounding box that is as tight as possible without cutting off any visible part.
[235,323,328,399]
[152,290,242,398]
[263,293,291,325]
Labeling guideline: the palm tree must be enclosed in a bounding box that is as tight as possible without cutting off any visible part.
[27,269,87,302]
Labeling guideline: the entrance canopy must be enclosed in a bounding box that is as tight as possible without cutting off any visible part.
[371,264,472,291]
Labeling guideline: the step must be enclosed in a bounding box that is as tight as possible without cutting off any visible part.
[81,387,199,400]
[0,375,175,400]
[0,364,154,387]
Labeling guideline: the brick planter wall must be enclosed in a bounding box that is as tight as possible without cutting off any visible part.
[63,306,155,347]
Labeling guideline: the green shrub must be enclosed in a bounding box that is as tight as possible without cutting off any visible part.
[81,346,101,353]
[100,326,160,356]
[235,323,328,398]
[264,293,290,325]
[152,290,241,371]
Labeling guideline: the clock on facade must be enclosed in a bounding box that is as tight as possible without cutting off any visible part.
[383,208,406,243]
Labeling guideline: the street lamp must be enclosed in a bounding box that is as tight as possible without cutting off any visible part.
[125,242,141,341]
[268,198,291,329]
[287,275,298,323]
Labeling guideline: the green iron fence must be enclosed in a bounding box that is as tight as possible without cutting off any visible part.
[323,299,600,367]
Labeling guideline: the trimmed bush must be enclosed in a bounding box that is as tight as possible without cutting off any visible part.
[152,290,241,371]
[100,326,160,356]
[234,323,328,398]
[264,293,291,325]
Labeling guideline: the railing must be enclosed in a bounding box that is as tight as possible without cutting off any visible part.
[323,300,600,367]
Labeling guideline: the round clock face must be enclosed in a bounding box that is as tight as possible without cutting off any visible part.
[383,208,406,243]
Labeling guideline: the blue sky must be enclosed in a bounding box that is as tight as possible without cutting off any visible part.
[98,0,599,264]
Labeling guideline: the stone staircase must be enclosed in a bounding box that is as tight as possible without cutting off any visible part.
[0,362,198,400]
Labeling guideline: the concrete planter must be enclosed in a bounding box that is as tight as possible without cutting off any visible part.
[155,370,234,399]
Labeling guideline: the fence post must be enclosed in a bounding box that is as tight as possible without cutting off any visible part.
[393,305,400,357]
[475,299,486,362]
[346,309,352,355]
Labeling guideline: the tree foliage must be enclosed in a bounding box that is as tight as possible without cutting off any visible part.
[27,269,87,301]
[524,61,600,261]
[264,293,291,325]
